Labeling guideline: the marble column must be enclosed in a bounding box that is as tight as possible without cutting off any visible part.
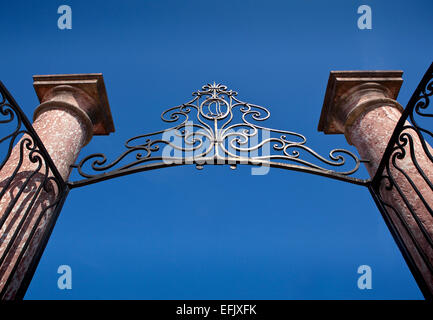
[318,70,433,298]
[0,74,114,299]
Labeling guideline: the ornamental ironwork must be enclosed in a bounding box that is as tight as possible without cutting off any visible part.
[69,82,369,188]
[0,82,69,299]
[369,62,433,300]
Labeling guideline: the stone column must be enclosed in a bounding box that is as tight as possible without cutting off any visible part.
[318,71,433,298]
[0,74,114,299]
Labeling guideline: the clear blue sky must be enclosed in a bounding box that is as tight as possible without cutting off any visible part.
[1,0,432,299]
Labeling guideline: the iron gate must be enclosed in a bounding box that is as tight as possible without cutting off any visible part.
[0,63,432,299]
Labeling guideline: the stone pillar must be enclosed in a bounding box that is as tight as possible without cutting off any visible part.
[318,71,433,298]
[0,74,114,299]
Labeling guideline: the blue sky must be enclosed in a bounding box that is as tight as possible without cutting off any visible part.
[1,0,432,299]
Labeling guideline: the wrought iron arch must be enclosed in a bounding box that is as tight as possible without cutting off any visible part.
[68,82,370,188]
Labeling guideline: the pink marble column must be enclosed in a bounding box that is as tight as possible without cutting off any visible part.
[318,71,433,298]
[0,74,114,299]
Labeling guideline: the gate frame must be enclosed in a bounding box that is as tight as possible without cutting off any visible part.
[0,63,432,300]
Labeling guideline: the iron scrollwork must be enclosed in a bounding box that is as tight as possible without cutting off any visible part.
[0,82,68,299]
[70,83,368,187]
[369,62,433,300]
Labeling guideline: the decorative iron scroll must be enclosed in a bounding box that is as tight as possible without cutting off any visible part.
[70,82,369,187]
[369,62,433,300]
[0,82,68,299]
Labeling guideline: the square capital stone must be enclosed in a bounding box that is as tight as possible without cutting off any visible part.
[318,70,403,134]
[33,73,115,135]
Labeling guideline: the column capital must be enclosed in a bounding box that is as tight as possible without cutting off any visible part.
[33,73,115,145]
[318,70,404,143]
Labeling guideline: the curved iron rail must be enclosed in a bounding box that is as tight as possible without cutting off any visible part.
[369,62,433,300]
[0,82,69,299]
[68,83,370,188]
